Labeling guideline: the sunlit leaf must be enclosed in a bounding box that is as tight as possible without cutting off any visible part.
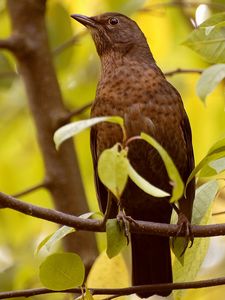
[86,251,129,290]
[173,181,218,300]
[127,161,169,197]
[54,116,125,150]
[197,64,225,102]
[209,157,225,173]
[79,211,103,219]
[195,4,211,27]
[141,132,184,202]
[200,157,225,178]
[75,287,94,300]
[36,233,54,255]
[186,137,225,186]
[37,226,75,254]
[208,136,225,155]
[39,252,85,290]
[183,22,225,63]
[84,287,94,300]
[106,219,127,258]
[200,12,225,27]
[98,145,128,200]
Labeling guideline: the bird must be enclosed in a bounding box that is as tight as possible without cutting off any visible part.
[71,12,195,298]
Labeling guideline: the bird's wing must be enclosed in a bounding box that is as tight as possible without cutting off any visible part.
[90,127,118,216]
[179,111,195,221]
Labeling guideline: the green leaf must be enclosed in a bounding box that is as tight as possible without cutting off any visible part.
[127,161,169,197]
[209,157,225,173]
[106,219,127,258]
[200,157,225,178]
[183,23,225,63]
[208,136,225,155]
[75,287,94,300]
[39,252,85,290]
[186,136,225,186]
[200,12,225,27]
[36,233,54,255]
[141,132,184,202]
[79,211,103,219]
[37,226,75,254]
[54,116,125,150]
[197,64,225,102]
[84,287,94,300]
[98,145,129,200]
[173,181,218,300]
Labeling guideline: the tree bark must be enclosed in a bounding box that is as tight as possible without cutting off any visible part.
[5,0,98,269]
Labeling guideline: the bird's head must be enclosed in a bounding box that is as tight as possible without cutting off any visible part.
[71,12,152,60]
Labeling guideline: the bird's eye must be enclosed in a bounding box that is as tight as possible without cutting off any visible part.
[109,17,119,25]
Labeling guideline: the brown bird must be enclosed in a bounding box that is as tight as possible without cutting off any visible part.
[71,12,195,298]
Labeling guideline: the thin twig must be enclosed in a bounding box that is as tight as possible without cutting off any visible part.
[140,1,225,12]
[212,211,225,216]
[53,31,87,56]
[164,68,203,77]
[2,191,225,237]
[12,180,50,198]
[2,276,225,299]
[61,102,92,124]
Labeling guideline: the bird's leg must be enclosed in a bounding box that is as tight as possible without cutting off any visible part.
[117,205,138,245]
[172,203,194,256]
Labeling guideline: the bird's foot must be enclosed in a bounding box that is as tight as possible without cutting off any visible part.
[172,211,194,256]
[117,210,136,245]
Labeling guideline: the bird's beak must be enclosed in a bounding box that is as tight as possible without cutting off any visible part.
[71,14,97,28]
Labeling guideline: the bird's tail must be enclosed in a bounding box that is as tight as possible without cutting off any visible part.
[131,233,172,298]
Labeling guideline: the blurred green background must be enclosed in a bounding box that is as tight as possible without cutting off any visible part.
[0,0,225,299]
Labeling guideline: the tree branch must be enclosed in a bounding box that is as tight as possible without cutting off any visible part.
[1,276,225,299]
[0,37,17,51]
[140,1,225,12]
[165,68,203,77]
[60,102,92,124]
[5,0,98,268]
[12,180,49,198]
[1,191,225,237]
[53,31,87,56]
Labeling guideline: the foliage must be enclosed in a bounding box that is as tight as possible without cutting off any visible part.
[197,64,225,102]
[0,0,225,299]
[183,12,225,64]
[106,219,127,258]
[173,180,218,300]
[39,252,85,290]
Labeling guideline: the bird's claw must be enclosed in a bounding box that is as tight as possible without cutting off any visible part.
[117,210,136,245]
[172,212,194,256]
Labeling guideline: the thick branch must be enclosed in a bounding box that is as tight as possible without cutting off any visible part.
[0,37,17,51]
[1,191,225,237]
[1,276,225,299]
[5,0,98,267]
